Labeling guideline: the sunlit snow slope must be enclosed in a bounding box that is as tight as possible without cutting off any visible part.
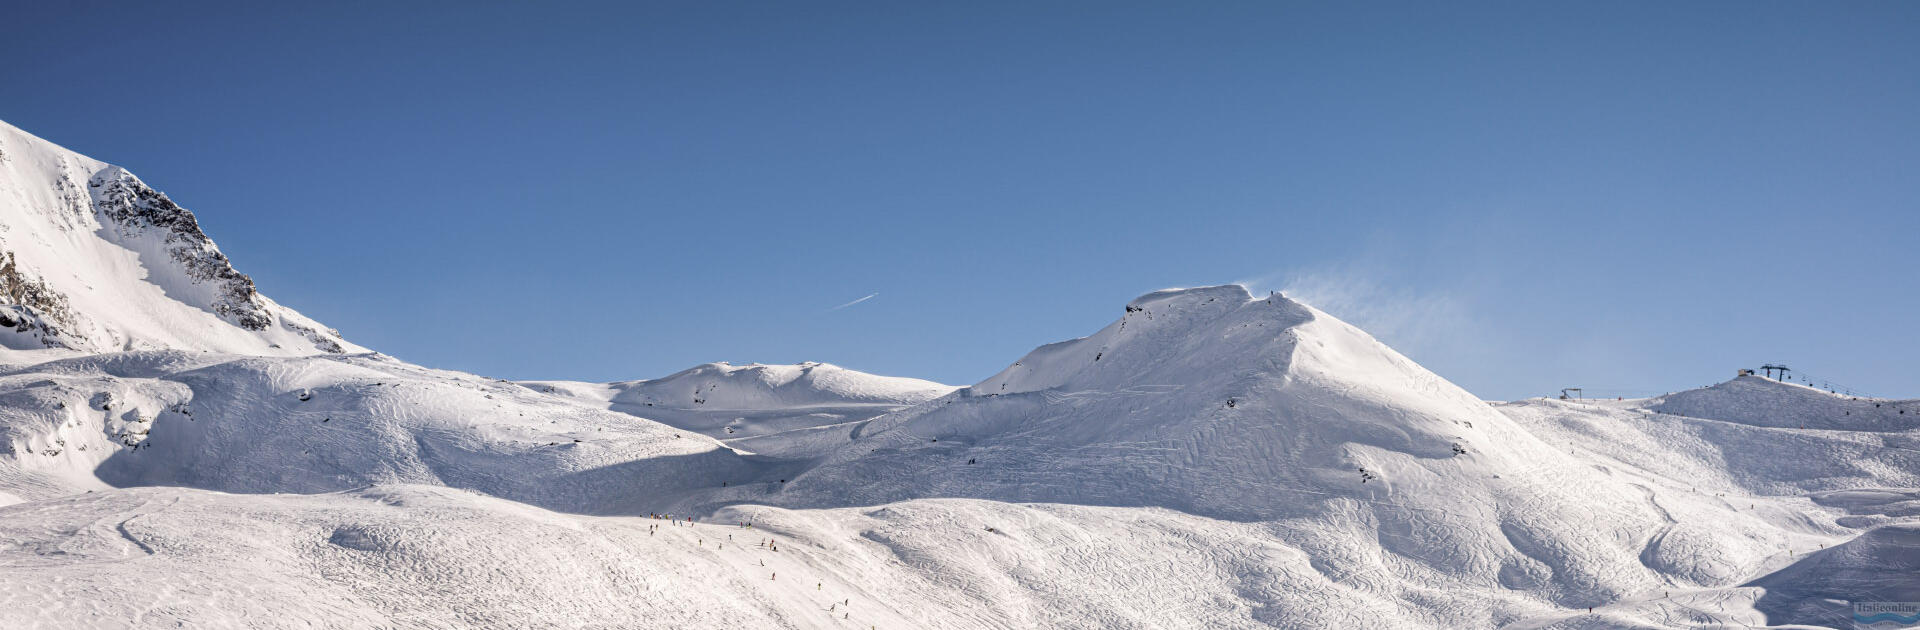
[762,285,1874,626]
[0,119,1915,629]
[0,121,356,357]
[0,351,758,512]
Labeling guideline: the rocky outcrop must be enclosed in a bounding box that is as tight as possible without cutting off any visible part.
[89,169,273,332]
[0,119,358,356]
[0,251,82,349]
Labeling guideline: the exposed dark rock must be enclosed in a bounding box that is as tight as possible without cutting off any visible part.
[0,250,81,348]
[90,169,274,332]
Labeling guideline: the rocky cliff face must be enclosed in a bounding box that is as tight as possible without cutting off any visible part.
[0,120,357,356]
[0,250,78,348]
[89,168,274,332]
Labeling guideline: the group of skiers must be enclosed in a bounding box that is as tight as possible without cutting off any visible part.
[644,510,866,621]
[647,512,697,526]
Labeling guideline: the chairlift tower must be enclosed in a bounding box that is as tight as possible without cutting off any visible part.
[1560,387,1582,400]
[1761,364,1791,381]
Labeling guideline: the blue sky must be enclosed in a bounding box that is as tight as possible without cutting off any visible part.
[4,2,1916,399]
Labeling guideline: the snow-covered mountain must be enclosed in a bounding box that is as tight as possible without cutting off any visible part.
[528,361,955,457]
[758,285,1863,624]
[0,119,1916,629]
[0,120,357,358]
[784,285,1537,520]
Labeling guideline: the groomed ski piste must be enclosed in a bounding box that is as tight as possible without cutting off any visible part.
[1,118,1916,629]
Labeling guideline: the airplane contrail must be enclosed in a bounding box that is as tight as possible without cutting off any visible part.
[828,292,879,311]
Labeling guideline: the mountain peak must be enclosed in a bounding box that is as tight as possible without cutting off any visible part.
[787,285,1535,521]
[1124,283,1256,310]
[971,284,1311,396]
[0,119,358,357]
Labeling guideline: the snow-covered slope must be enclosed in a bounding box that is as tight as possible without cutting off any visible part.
[784,285,1538,519]
[0,483,1530,630]
[528,361,954,458]
[0,283,1912,628]
[1500,388,1920,498]
[0,350,767,514]
[0,484,930,629]
[0,120,356,358]
[1652,374,1920,432]
[1492,384,1920,626]
[0,118,1913,629]
[756,286,1867,625]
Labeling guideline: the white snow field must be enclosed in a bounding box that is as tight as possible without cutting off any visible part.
[0,118,1916,629]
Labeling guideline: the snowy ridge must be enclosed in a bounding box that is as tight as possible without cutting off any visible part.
[612,361,955,410]
[0,120,357,358]
[0,118,1915,629]
[1652,374,1920,432]
[527,362,954,458]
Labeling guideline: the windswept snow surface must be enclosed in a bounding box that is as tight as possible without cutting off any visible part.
[1,120,1918,629]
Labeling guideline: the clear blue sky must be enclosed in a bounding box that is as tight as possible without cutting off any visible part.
[5,2,1916,400]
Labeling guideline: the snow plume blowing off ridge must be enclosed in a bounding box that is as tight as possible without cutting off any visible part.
[1254,268,1480,375]
[765,285,1825,617]
[781,284,1559,520]
[0,119,359,358]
